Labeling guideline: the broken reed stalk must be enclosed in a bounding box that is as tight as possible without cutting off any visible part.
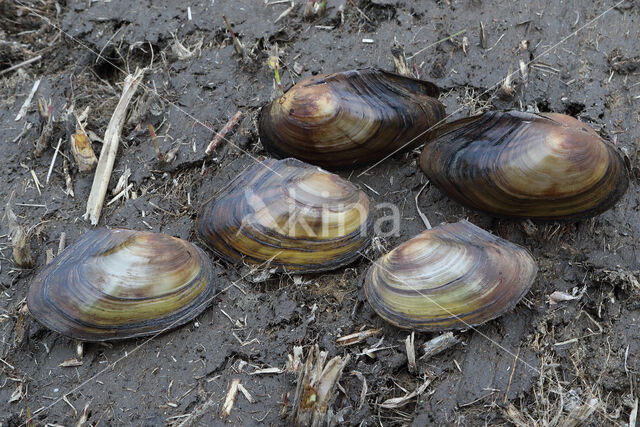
[220,378,241,419]
[290,344,350,426]
[84,68,145,225]
[205,111,242,155]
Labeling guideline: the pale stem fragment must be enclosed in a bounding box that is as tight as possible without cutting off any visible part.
[84,68,145,225]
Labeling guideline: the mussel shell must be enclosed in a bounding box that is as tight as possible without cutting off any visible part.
[259,68,446,169]
[197,158,372,272]
[364,220,537,331]
[420,111,629,220]
[27,229,215,341]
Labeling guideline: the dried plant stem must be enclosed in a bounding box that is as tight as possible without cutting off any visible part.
[15,79,41,121]
[84,68,145,225]
[0,55,42,76]
[290,344,350,425]
[205,111,242,155]
[46,138,63,184]
[220,378,241,419]
[415,181,432,230]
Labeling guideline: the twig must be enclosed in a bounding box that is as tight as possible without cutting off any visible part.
[107,183,134,206]
[205,111,242,155]
[503,346,521,403]
[15,79,41,121]
[0,357,15,370]
[415,181,431,229]
[0,55,42,76]
[95,27,122,65]
[46,138,63,184]
[274,1,295,23]
[84,68,145,225]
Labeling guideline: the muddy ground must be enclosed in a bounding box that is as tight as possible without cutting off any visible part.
[1,0,639,425]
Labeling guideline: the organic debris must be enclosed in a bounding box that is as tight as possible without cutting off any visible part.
[4,198,34,268]
[84,68,145,225]
[379,379,431,409]
[70,130,98,172]
[303,0,326,20]
[34,97,53,157]
[421,332,461,360]
[391,40,411,77]
[289,344,350,426]
[205,111,242,155]
[336,328,381,346]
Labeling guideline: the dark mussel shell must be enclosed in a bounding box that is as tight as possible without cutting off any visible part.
[259,68,446,169]
[197,158,372,272]
[420,111,629,220]
[27,229,215,341]
[364,220,538,331]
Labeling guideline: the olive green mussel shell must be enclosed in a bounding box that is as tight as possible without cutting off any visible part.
[27,229,215,341]
[364,220,537,331]
[420,111,629,220]
[259,68,446,169]
[197,158,372,272]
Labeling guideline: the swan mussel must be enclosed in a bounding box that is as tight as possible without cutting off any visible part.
[259,68,446,169]
[364,220,537,331]
[27,228,215,341]
[197,158,372,272]
[420,111,629,220]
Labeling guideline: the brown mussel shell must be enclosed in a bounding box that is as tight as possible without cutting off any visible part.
[420,111,629,220]
[197,158,372,272]
[27,229,215,341]
[364,220,537,332]
[259,68,446,169]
